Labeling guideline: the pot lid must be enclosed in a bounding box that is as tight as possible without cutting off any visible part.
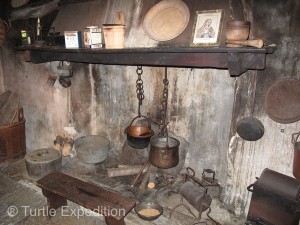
[265,78,300,124]
[143,0,190,41]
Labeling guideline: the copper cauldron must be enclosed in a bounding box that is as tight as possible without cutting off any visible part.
[125,116,154,149]
[149,136,180,169]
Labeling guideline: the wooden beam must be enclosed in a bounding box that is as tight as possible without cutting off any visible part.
[9,0,60,21]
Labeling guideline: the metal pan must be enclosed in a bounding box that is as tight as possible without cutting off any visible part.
[265,78,300,124]
[237,117,264,141]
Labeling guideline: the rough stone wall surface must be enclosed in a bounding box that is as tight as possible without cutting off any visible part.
[223,0,300,217]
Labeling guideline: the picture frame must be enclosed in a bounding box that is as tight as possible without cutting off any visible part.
[191,9,224,46]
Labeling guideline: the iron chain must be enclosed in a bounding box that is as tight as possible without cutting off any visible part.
[159,67,169,137]
[136,66,144,117]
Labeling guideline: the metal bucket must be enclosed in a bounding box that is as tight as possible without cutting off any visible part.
[149,136,180,169]
[125,116,154,149]
[75,135,110,164]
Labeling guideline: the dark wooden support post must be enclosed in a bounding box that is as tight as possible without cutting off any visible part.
[41,189,67,217]
[227,52,247,76]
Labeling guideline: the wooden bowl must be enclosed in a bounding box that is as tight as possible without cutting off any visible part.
[226,21,250,47]
[226,27,250,40]
[227,20,250,27]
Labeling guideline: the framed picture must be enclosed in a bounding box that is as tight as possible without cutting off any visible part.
[191,9,224,46]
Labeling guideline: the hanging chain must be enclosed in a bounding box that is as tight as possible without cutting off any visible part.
[159,67,169,137]
[136,66,144,117]
[67,88,73,125]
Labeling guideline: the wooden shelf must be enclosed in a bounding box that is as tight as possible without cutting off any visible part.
[17,45,276,76]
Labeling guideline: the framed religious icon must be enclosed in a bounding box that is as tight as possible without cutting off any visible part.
[191,9,224,46]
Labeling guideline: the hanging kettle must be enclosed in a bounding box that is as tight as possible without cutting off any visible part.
[125,115,154,149]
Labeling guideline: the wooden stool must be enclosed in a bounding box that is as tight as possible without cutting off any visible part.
[36,172,136,225]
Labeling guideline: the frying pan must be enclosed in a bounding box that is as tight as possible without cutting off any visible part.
[236,71,264,141]
[237,117,264,141]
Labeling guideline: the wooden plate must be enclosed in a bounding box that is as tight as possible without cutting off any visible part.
[265,78,300,124]
[143,0,190,41]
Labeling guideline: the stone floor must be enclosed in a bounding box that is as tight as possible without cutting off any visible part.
[0,155,245,225]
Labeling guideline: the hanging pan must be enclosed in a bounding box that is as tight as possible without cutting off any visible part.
[236,71,264,141]
[236,117,264,141]
[125,115,154,149]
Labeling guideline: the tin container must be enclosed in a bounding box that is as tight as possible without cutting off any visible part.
[84,26,102,49]
[64,31,82,48]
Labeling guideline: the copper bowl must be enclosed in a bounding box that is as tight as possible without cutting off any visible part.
[125,126,154,149]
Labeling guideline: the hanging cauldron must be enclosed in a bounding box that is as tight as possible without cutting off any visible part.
[125,115,154,149]
[149,136,180,169]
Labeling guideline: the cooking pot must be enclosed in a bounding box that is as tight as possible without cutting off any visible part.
[237,117,264,141]
[125,116,154,149]
[149,136,180,169]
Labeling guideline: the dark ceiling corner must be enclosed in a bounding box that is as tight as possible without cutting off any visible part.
[0,0,10,21]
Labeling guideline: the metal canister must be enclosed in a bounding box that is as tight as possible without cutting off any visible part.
[180,181,212,213]
[292,132,300,180]
[84,26,102,49]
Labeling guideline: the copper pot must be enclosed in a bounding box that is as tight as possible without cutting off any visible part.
[149,136,180,169]
[125,116,154,149]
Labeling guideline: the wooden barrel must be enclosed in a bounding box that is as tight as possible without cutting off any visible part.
[0,119,26,162]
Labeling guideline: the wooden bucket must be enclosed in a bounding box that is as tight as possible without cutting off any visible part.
[102,24,125,49]
[0,108,26,162]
